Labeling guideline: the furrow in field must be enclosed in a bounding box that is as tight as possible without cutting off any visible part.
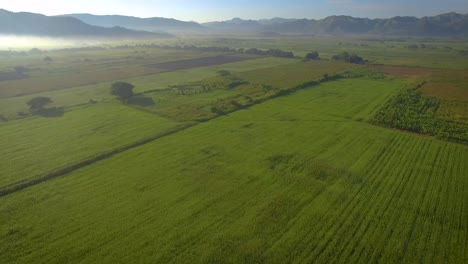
[379,141,443,263]
[290,133,406,263]
[329,135,425,263]
[350,137,425,263]
[361,138,427,262]
[336,135,424,263]
[448,145,467,263]
[421,143,451,263]
[411,143,449,263]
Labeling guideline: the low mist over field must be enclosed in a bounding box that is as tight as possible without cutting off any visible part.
[0,35,105,49]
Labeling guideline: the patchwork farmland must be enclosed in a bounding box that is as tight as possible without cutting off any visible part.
[0,36,467,264]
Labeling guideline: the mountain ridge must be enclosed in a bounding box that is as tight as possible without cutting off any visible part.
[268,12,468,36]
[64,13,203,33]
[0,9,172,38]
[2,9,468,37]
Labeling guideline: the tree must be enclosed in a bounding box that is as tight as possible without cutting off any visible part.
[14,66,29,74]
[27,97,52,112]
[305,51,320,60]
[332,52,365,64]
[111,82,134,103]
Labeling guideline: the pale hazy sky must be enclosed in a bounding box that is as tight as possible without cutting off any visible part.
[1,0,467,22]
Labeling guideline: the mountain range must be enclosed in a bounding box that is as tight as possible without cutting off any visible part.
[1,9,467,38]
[65,13,203,33]
[0,9,171,38]
[263,13,468,36]
[203,13,468,36]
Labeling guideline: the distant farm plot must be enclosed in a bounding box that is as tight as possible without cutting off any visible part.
[0,103,180,191]
[1,78,465,264]
[371,65,434,77]
[419,70,468,102]
[0,48,229,98]
[0,57,296,118]
[437,101,468,124]
[419,82,468,102]
[238,60,356,88]
[133,60,361,122]
[145,55,254,71]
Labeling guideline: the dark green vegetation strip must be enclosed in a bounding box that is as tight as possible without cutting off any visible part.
[370,82,468,144]
[0,123,195,197]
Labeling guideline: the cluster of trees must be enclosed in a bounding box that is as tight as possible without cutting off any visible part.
[332,52,366,64]
[110,82,135,103]
[44,56,53,63]
[370,88,467,143]
[305,51,320,60]
[243,48,294,58]
[14,66,30,74]
[26,97,53,113]
[25,96,63,117]
[407,43,433,50]
[114,44,296,58]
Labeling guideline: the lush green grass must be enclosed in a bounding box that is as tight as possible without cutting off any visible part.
[0,103,180,189]
[3,78,464,264]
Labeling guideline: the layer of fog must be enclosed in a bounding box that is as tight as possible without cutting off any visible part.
[0,35,106,50]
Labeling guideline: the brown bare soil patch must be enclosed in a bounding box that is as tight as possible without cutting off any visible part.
[419,82,468,102]
[371,65,435,77]
[146,55,252,71]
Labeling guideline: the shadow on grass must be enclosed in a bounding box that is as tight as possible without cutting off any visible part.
[37,107,65,118]
[127,95,155,107]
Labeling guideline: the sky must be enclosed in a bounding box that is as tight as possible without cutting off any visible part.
[1,0,467,22]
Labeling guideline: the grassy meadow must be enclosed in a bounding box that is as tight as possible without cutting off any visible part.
[0,36,467,263]
[0,103,181,191]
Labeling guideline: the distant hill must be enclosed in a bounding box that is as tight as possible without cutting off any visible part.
[202,17,300,33]
[203,18,263,33]
[263,13,468,36]
[65,14,204,33]
[0,9,171,38]
[258,18,298,25]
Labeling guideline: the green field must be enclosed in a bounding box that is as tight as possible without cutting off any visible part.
[1,36,467,263]
[0,103,180,190]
